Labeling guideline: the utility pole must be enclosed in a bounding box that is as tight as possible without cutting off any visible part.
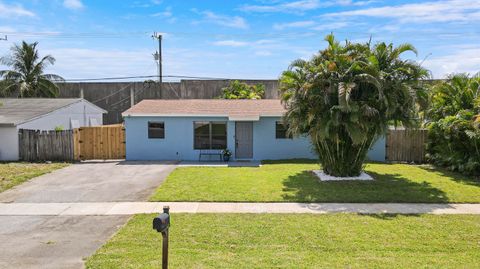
[152,32,162,83]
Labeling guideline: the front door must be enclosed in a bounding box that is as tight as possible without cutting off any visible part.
[235,122,253,159]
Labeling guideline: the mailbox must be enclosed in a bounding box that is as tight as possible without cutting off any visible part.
[153,206,170,269]
[153,210,170,233]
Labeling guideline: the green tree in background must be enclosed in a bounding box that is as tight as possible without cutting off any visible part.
[0,41,63,97]
[426,73,480,175]
[219,80,265,99]
[280,34,429,177]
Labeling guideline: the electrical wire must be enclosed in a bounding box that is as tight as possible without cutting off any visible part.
[59,75,240,82]
[1,30,479,39]
[109,82,153,108]
[90,83,134,104]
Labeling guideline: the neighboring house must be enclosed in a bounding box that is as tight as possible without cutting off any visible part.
[0,98,106,161]
[122,99,386,161]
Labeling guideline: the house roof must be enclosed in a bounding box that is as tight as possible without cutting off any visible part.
[0,98,107,127]
[122,99,286,120]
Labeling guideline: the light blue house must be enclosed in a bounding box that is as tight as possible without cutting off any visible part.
[122,99,385,161]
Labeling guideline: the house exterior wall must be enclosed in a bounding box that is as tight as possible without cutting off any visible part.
[0,127,19,161]
[17,100,103,130]
[368,136,386,162]
[253,117,316,160]
[125,116,386,161]
[125,116,234,161]
[0,100,104,161]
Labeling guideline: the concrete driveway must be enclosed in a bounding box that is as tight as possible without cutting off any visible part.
[0,161,177,203]
[0,161,177,269]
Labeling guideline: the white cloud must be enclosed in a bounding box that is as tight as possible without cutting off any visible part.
[151,6,175,22]
[272,20,348,31]
[0,26,15,33]
[240,0,375,13]
[39,46,245,81]
[311,21,348,31]
[255,50,273,56]
[151,10,171,17]
[43,48,155,79]
[212,39,278,48]
[212,40,249,47]
[130,0,162,8]
[241,0,324,13]
[273,20,315,30]
[324,0,480,23]
[0,1,35,18]
[423,46,480,78]
[194,10,249,29]
[63,0,84,10]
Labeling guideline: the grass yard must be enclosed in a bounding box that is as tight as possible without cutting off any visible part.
[150,160,480,203]
[86,213,480,269]
[0,162,68,193]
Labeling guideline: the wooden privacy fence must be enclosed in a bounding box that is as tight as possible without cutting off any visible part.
[18,129,74,162]
[386,128,428,163]
[73,124,126,160]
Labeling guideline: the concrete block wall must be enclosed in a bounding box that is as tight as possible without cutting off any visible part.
[58,80,280,124]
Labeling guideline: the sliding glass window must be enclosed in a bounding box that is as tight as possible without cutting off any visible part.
[194,121,227,149]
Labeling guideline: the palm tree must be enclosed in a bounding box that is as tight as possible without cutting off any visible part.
[427,73,480,121]
[425,73,480,175]
[280,34,429,176]
[0,41,63,97]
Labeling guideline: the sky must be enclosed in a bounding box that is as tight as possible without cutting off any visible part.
[0,0,479,81]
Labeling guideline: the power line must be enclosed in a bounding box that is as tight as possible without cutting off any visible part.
[90,83,134,104]
[59,75,236,82]
[110,82,153,108]
[2,30,479,39]
[59,75,157,81]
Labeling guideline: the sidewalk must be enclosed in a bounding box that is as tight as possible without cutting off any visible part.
[1,202,480,215]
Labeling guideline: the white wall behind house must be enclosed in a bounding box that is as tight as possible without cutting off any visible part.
[0,100,104,161]
[0,127,19,161]
[18,100,103,130]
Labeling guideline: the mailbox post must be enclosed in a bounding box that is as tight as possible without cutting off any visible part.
[153,206,170,269]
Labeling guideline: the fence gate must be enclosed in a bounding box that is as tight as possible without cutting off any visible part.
[73,124,126,160]
[18,129,74,162]
[386,129,428,163]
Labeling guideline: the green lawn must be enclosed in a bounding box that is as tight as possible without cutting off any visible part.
[87,213,480,269]
[0,162,68,193]
[150,160,480,203]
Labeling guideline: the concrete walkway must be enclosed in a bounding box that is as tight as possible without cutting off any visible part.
[1,202,480,215]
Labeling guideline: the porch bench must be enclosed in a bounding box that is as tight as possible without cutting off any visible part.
[198,149,223,161]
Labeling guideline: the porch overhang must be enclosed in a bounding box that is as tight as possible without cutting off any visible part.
[228,114,260,121]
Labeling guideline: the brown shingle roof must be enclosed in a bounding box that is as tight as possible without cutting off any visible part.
[122,99,286,117]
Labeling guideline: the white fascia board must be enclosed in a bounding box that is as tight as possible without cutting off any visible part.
[122,113,284,118]
[122,113,229,118]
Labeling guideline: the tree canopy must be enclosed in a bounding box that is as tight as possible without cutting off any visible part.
[280,34,429,176]
[0,41,63,97]
[426,73,480,175]
[219,80,265,99]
